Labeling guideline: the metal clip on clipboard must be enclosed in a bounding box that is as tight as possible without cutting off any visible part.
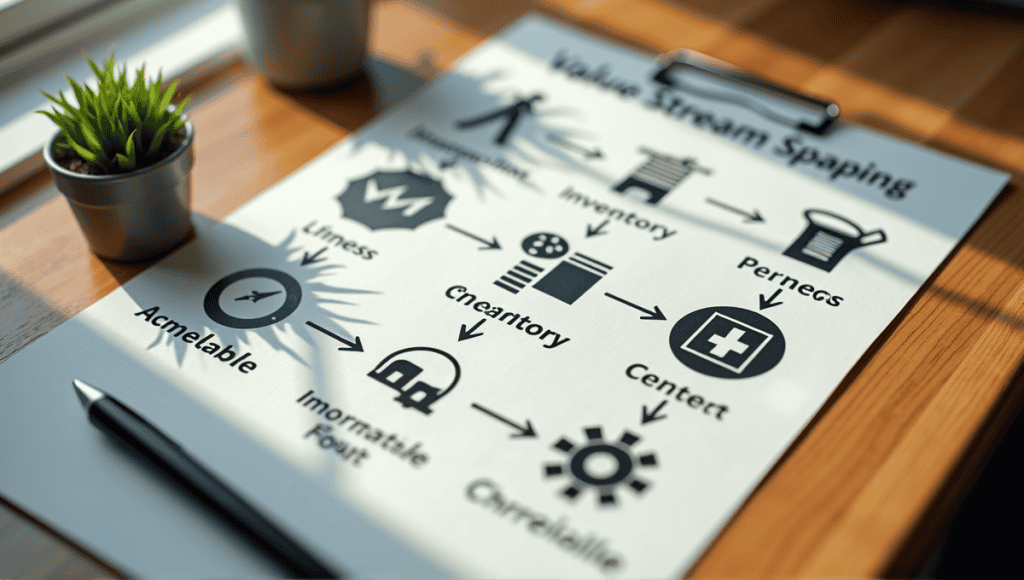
[653,50,840,135]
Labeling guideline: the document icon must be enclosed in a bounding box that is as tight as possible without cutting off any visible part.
[532,252,612,305]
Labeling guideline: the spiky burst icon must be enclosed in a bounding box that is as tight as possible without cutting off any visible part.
[544,426,657,507]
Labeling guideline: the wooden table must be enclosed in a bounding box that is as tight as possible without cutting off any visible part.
[3,0,1024,576]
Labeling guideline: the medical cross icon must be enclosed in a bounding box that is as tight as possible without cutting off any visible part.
[668,307,786,379]
[682,312,770,374]
[708,328,749,358]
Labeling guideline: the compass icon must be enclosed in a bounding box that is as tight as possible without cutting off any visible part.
[544,426,657,506]
[204,268,302,329]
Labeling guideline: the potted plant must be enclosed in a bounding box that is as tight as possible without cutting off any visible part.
[38,52,194,262]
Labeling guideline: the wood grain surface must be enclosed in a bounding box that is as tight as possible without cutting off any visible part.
[3,0,1024,577]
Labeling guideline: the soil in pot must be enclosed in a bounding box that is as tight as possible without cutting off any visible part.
[51,126,187,176]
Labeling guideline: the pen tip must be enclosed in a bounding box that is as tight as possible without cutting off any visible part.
[72,379,105,409]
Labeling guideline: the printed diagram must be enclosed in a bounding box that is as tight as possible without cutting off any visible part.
[205,268,302,329]
[455,94,543,146]
[669,306,785,379]
[613,147,712,205]
[545,426,657,506]
[338,171,451,230]
[494,232,613,305]
[783,209,886,272]
[368,347,461,415]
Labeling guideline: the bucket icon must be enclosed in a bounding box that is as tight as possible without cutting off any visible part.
[783,210,886,272]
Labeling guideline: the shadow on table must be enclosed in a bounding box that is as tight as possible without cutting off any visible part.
[0,496,120,578]
[928,389,1024,578]
[277,56,431,133]
[0,268,67,365]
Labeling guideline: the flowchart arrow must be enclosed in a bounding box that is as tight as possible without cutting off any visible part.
[459,319,485,341]
[586,219,609,238]
[641,400,668,425]
[305,321,364,352]
[546,133,603,159]
[471,403,537,438]
[706,198,764,223]
[301,247,328,266]
[759,288,784,310]
[604,292,666,320]
[446,224,501,250]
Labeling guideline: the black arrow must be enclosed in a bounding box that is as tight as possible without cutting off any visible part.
[706,198,764,223]
[305,321,364,352]
[471,403,537,438]
[759,288,784,310]
[446,224,500,250]
[547,133,603,159]
[641,400,668,425]
[586,219,609,238]
[604,292,666,320]
[459,319,485,341]
[301,247,328,266]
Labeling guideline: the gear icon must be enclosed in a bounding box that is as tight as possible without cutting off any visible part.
[544,426,657,506]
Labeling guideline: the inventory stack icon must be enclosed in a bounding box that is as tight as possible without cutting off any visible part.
[613,147,712,205]
[494,233,613,305]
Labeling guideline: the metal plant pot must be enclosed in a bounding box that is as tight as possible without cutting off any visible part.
[42,118,195,262]
[236,0,368,90]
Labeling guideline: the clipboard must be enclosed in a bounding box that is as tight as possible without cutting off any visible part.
[0,13,1012,579]
[652,49,840,135]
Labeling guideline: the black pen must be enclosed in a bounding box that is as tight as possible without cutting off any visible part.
[73,379,338,578]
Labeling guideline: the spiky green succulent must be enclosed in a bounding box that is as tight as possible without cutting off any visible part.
[38,52,190,173]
